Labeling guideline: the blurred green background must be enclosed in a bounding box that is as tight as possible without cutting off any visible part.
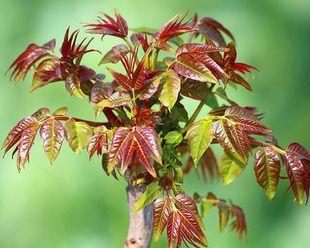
[0,0,309,247]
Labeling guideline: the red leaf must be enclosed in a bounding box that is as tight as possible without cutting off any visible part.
[108,126,162,178]
[153,198,173,241]
[108,68,133,92]
[8,41,54,82]
[199,17,234,46]
[152,13,194,44]
[1,116,38,156]
[87,128,109,159]
[173,52,218,83]
[90,82,114,104]
[180,79,211,100]
[134,126,162,164]
[223,43,257,91]
[16,123,40,171]
[287,143,310,161]
[197,192,247,239]
[131,33,150,52]
[176,43,227,56]
[100,44,130,65]
[167,210,182,248]
[108,127,132,164]
[283,148,310,205]
[61,28,96,62]
[213,106,270,161]
[85,9,128,38]
[230,205,247,239]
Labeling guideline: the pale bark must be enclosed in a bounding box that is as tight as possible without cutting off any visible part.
[124,184,153,248]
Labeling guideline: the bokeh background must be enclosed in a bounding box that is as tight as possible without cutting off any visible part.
[0,0,309,247]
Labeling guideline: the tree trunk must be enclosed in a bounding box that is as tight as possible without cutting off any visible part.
[124,184,153,248]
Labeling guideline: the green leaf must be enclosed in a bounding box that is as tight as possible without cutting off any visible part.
[165,131,183,147]
[53,107,68,116]
[220,153,245,185]
[134,182,161,212]
[158,69,181,110]
[185,119,213,166]
[200,193,217,217]
[65,119,93,154]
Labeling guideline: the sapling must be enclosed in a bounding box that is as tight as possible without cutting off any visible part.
[2,9,309,248]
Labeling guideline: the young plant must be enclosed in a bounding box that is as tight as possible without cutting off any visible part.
[3,9,309,248]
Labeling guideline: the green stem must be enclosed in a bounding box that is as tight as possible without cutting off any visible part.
[151,48,159,70]
[187,100,205,126]
[184,84,216,128]
[123,37,134,52]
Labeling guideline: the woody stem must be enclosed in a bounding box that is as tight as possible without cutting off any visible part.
[124,184,153,248]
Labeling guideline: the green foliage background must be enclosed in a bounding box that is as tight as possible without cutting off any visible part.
[0,0,309,247]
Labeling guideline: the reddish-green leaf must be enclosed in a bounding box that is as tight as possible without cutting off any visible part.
[176,43,227,55]
[31,59,61,92]
[95,91,131,114]
[108,127,132,171]
[175,194,204,228]
[40,119,65,164]
[254,146,281,199]
[197,192,247,239]
[99,44,130,65]
[65,73,84,98]
[32,108,51,121]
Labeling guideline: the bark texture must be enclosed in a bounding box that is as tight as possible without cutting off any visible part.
[124,184,153,248]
